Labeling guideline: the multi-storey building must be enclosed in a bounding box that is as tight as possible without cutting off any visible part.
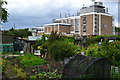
[29,26,44,36]
[44,23,71,34]
[44,1,115,36]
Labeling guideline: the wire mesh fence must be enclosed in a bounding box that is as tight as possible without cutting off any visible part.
[62,54,111,79]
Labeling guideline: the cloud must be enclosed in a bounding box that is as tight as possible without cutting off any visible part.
[2,0,119,30]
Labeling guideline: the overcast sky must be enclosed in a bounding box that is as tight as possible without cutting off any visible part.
[1,0,119,30]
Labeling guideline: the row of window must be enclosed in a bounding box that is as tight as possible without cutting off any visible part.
[83,16,86,32]
[82,15,98,33]
[94,15,99,33]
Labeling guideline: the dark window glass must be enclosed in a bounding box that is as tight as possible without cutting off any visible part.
[95,17,97,20]
[83,21,86,24]
[83,25,86,32]
[95,22,97,24]
[83,16,86,21]
[83,29,86,32]
[95,30,97,32]
[95,26,97,28]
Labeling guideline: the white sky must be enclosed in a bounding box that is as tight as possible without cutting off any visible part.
[2,0,119,30]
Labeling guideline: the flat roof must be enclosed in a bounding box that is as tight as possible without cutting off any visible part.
[44,23,71,26]
[31,26,44,29]
[80,12,112,16]
[55,16,80,21]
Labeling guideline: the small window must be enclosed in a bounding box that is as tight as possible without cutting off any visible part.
[83,25,86,32]
[95,22,97,24]
[94,26,97,28]
[102,24,107,28]
[83,29,86,32]
[95,17,97,20]
[95,30,97,32]
[83,21,86,24]
[95,14,97,16]
[83,16,86,21]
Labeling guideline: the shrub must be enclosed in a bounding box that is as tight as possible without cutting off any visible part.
[18,54,46,67]
[84,40,120,66]
[48,40,80,61]
[30,70,62,79]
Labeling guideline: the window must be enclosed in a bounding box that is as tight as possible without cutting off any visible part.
[83,21,86,24]
[95,22,97,24]
[95,17,97,20]
[102,24,107,28]
[68,19,71,24]
[71,20,74,26]
[95,29,97,32]
[94,26,97,28]
[83,29,86,32]
[83,16,86,21]
[83,25,86,32]
[75,31,79,33]
[75,19,79,26]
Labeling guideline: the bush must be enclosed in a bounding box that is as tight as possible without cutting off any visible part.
[48,40,80,61]
[30,70,62,79]
[18,54,46,67]
[84,40,120,66]
[86,35,120,46]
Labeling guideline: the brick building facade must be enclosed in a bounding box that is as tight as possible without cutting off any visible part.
[31,1,115,36]
[43,1,115,36]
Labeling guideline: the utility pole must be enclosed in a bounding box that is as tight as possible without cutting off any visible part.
[14,23,16,29]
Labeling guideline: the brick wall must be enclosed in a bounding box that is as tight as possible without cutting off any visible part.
[101,15,112,35]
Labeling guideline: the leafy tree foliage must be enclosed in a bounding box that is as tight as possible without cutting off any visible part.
[34,31,80,61]
[46,31,80,61]
[115,27,120,32]
[86,35,120,47]
[48,40,80,61]
[0,0,9,23]
[33,35,46,50]
[3,28,32,38]
[84,40,120,66]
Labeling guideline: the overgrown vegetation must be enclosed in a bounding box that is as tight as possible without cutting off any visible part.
[0,0,9,23]
[34,31,80,61]
[115,27,120,32]
[81,39,120,79]
[18,54,46,67]
[3,28,32,38]
[30,70,62,79]
[86,35,120,46]
[48,40,79,61]
[2,34,120,79]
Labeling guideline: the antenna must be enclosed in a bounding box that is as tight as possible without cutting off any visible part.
[14,23,16,29]
[83,4,84,7]
[68,13,70,17]
[60,13,62,18]
[91,0,95,2]
[65,13,67,18]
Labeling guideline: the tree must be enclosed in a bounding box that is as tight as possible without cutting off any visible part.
[115,27,120,32]
[46,31,80,61]
[0,0,9,23]
[3,28,32,38]
[48,40,80,61]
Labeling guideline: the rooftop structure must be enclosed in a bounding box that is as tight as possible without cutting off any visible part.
[31,1,115,36]
[45,1,114,36]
